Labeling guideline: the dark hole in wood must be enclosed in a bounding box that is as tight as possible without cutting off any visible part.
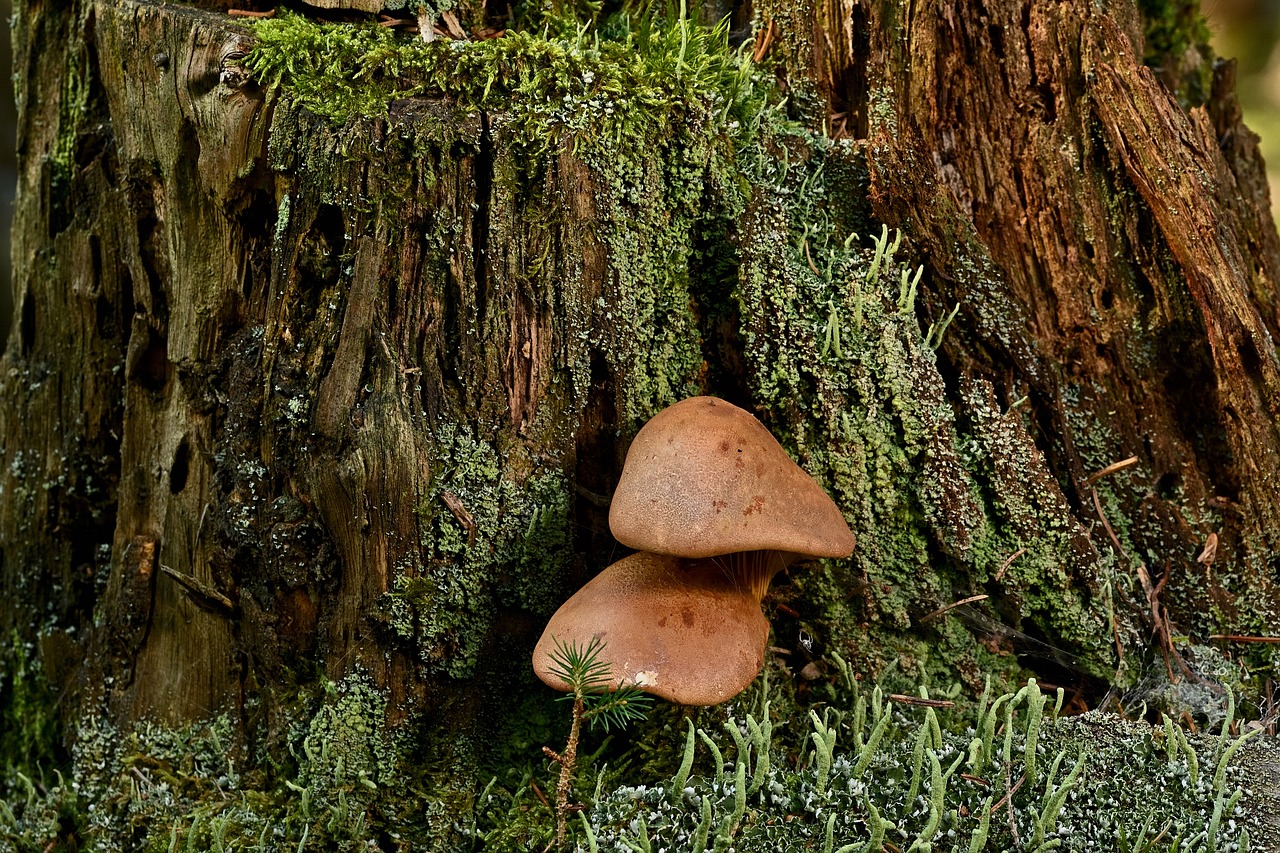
[19,292,35,356]
[1239,336,1262,378]
[574,351,623,570]
[1133,269,1157,311]
[1156,471,1181,500]
[298,204,345,290]
[129,325,171,392]
[95,293,115,339]
[170,436,191,494]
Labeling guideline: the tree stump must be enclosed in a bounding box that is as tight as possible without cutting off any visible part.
[3,0,1279,848]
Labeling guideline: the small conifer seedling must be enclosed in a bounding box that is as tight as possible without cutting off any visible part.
[541,636,652,850]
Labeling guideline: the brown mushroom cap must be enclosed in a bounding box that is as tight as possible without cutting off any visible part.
[531,552,769,706]
[609,396,856,560]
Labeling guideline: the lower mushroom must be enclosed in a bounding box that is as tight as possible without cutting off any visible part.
[531,551,770,706]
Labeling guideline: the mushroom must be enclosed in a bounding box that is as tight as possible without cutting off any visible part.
[532,396,855,705]
[609,396,855,597]
[531,551,769,706]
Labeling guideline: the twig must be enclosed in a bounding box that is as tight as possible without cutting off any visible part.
[1004,766,1023,847]
[1090,488,1125,555]
[1083,455,1139,487]
[1264,677,1277,736]
[440,491,478,546]
[919,594,989,623]
[804,239,821,275]
[1155,565,1200,684]
[752,18,776,62]
[990,773,1025,813]
[1210,635,1280,644]
[1110,609,1126,667]
[227,8,276,17]
[159,564,236,616]
[887,694,955,708]
[994,548,1026,581]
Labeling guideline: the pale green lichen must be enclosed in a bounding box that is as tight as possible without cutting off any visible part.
[575,676,1268,853]
[245,1,1233,705]
[726,117,1126,693]
[250,7,772,428]
[0,671,409,852]
[384,421,574,679]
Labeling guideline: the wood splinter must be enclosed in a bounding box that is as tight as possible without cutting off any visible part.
[159,564,237,616]
[919,594,990,623]
[1084,455,1139,487]
[752,18,776,62]
[440,491,478,546]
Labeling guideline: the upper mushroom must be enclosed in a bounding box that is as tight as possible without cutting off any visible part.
[532,395,855,706]
[609,395,855,560]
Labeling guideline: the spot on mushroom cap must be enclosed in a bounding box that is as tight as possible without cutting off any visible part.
[531,552,769,706]
[609,396,856,560]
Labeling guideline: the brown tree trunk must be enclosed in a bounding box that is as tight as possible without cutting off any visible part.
[3,0,1279,847]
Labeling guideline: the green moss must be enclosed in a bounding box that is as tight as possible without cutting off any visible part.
[1,671,432,852]
[725,119,1126,695]
[0,635,68,850]
[247,0,1182,705]
[1138,0,1210,61]
[64,5,1261,850]
[249,7,770,428]
[1136,0,1214,107]
[247,10,765,147]
[0,635,61,790]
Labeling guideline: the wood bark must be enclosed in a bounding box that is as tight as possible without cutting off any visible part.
[851,1,1280,640]
[3,0,1280,843]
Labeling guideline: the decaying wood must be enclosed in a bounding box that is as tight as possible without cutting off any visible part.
[806,0,1280,636]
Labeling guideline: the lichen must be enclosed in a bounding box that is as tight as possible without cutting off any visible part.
[0,671,416,852]
[578,676,1267,852]
[0,634,65,850]
[248,6,769,429]
[724,118,1131,697]
[383,421,574,678]
[245,0,1225,716]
